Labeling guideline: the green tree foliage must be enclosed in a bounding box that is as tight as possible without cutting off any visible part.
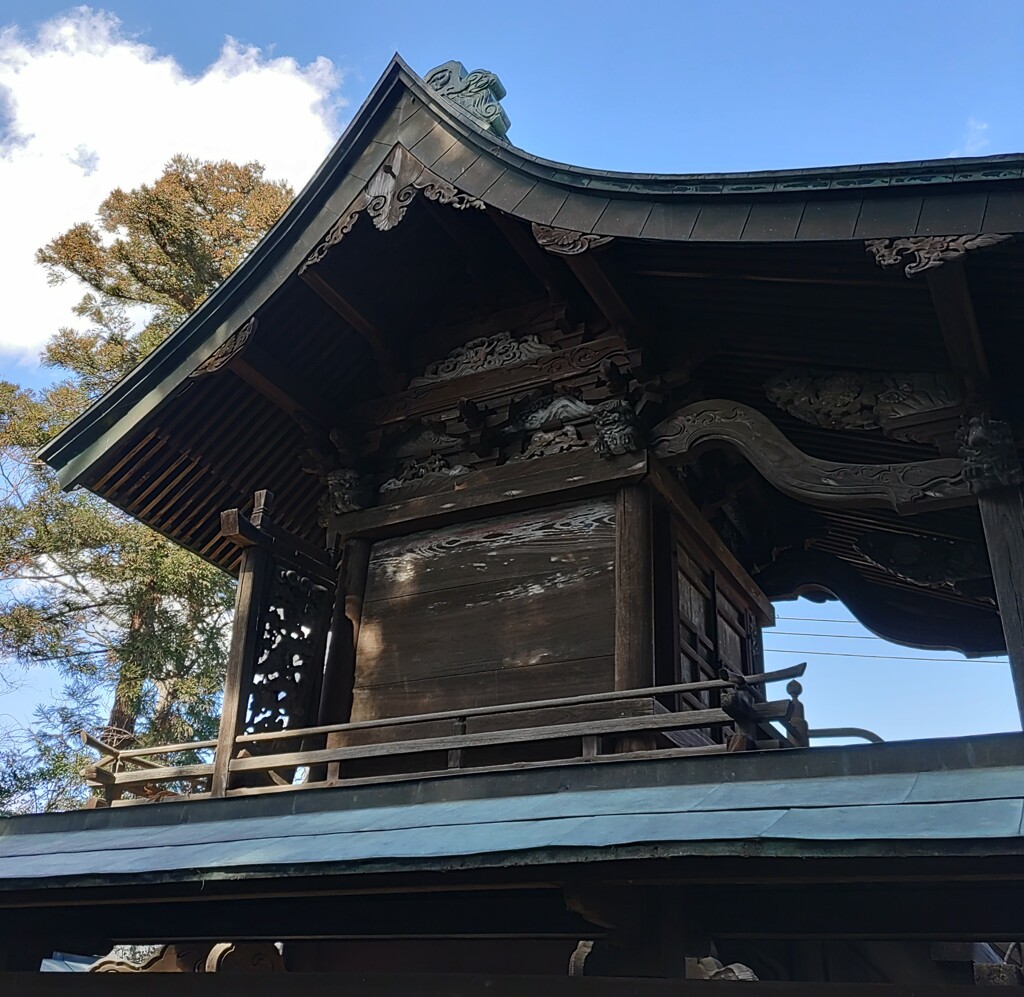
[0,156,294,810]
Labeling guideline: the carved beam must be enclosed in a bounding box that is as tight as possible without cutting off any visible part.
[866,233,1012,277]
[651,400,972,514]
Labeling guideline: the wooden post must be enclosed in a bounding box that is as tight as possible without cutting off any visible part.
[318,537,371,783]
[211,494,274,798]
[615,485,654,753]
[978,487,1024,724]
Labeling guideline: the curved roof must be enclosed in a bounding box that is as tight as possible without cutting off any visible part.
[39,54,1024,488]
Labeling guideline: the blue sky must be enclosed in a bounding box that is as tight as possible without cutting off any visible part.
[0,1,1021,741]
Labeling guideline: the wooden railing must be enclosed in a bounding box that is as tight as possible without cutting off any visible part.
[82,664,809,808]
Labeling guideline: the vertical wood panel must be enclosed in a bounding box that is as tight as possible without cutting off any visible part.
[615,485,653,691]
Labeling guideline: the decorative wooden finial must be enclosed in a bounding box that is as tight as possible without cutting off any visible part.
[423,60,511,140]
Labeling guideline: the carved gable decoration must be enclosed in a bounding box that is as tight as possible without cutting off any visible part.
[190,317,257,377]
[301,145,484,273]
[866,233,1012,277]
[765,369,963,443]
[411,332,555,386]
[532,223,614,256]
[424,60,511,141]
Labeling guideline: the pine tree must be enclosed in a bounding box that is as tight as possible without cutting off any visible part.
[0,156,294,811]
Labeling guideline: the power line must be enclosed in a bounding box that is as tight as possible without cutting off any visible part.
[767,631,892,641]
[764,647,1006,663]
[775,616,868,625]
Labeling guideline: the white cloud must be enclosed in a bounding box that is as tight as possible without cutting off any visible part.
[949,117,991,158]
[0,7,345,358]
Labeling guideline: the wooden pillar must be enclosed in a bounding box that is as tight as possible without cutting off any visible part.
[961,416,1024,726]
[318,538,371,729]
[211,495,274,798]
[978,487,1024,724]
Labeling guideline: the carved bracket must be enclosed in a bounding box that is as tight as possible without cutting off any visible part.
[958,413,1024,494]
[300,145,484,273]
[765,368,963,443]
[866,233,1012,277]
[424,60,511,140]
[532,223,613,256]
[651,400,972,514]
[190,317,258,377]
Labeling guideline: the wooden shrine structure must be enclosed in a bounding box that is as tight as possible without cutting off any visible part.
[4,56,1024,991]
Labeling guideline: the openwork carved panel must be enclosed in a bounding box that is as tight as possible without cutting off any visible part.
[766,368,963,442]
[411,331,555,385]
[866,233,1011,276]
[300,145,484,273]
[651,400,972,513]
[246,566,331,736]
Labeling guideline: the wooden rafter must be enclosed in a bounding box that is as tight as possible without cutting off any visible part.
[302,269,400,375]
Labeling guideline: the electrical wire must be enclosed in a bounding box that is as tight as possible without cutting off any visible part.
[762,647,1006,663]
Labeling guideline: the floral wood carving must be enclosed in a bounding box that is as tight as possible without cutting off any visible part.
[189,318,257,377]
[299,145,484,273]
[593,397,644,457]
[855,531,991,596]
[246,568,331,736]
[424,60,511,140]
[512,424,588,460]
[90,945,211,973]
[651,400,972,514]
[379,454,470,499]
[957,413,1024,494]
[765,369,963,442]
[411,332,555,385]
[507,392,594,434]
[532,223,614,255]
[866,233,1012,276]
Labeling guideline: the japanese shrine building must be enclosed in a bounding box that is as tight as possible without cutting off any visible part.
[3,55,1024,992]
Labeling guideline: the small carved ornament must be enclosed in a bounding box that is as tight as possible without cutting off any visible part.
[411,331,555,385]
[532,223,614,256]
[593,397,644,457]
[766,369,962,442]
[505,391,594,435]
[301,426,374,524]
[424,60,511,140]
[866,233,1012,277]
[189,317,257,377]
[957,413,1024,494]
[512,424,588,461]
[379,454,470,499]
[689,957,759,982]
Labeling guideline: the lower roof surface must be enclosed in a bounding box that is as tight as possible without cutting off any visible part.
[3,734,1024,893]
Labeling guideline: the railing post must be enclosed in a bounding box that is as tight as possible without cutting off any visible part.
[211,491,274,798]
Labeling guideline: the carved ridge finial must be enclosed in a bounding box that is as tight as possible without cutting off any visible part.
[866,233,1012,277]
[423,60,511,141]
[532,223,613,256]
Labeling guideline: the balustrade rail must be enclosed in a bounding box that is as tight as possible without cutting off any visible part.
[82,664,809,808]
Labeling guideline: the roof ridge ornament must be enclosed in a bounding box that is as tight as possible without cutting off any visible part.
[423,60,511,142]
[866,233,1012,277]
